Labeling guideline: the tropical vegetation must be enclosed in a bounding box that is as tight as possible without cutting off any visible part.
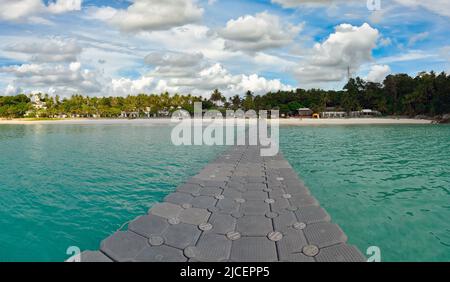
[1,72,449,119]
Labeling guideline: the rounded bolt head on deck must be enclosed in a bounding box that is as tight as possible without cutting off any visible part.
[210,175,216,178]
[265,199,275,204]
[192,192,201,197]
[148,235,164,246]
[226,231,241,241]
[184,246,197,259]
[155,254,164,261]
[276,177,284,181]
[303,245,320,257]
[283,194,292,199]
[182,203,192,209]
[267,231,283,242]
[168,217,180,225]
[293,222,307,230]
[215,195,225,200]
[235,198,246,204]
[287,206,298,212]
[199,223,213,231]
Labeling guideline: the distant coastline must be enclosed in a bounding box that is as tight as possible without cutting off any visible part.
[0,117,434,125]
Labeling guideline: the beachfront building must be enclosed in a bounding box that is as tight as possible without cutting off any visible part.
[142,107,152,118]
[31,94,47,110]
[158,109,170,117]
[349,109,382,117]
[33,95,46,110]
[321,111,347,118]
[361,109,382,117]
[25,94,48,117]
[298,108,313,117]
[120,111,139,119]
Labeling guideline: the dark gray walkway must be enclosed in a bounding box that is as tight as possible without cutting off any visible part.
[80,146,365,262]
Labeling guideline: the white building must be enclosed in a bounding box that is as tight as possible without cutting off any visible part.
[25,94,48,117]
[321,111,347,118]
[349,109,382,117]
[31,94,47,110]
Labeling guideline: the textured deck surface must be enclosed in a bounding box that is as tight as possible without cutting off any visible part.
[81,146,365,262]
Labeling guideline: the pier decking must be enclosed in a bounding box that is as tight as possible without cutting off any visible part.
[80,146,365,262]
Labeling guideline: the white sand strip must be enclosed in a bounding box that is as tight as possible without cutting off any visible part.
[0,118,433,125]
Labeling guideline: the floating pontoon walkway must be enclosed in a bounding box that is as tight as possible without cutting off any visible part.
[81,146,365,262]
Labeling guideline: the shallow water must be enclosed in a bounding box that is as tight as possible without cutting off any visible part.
[0,123,449,261]
[0,124,224,261]
[280,125,450,262]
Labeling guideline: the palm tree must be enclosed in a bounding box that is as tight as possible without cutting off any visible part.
[242,91,255,110]
[230,95,241,110]
[209,89,225,106]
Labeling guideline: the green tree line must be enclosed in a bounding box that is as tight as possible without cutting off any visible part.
[1,71,450,118]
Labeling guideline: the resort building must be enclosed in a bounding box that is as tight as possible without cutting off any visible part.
[142,107,152,118]
[298,108,313,117]
[321,111,347,118]
[349,109,382,117]
[31,94,47,110]
[120,111,139,119]
[25,94,48,117]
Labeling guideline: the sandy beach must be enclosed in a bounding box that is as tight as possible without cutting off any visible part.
[0,118,434,125]
[277,118,433,125]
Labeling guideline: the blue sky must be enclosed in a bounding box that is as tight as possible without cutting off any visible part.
[0,0,449,97]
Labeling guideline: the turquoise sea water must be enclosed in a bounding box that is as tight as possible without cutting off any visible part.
[280,125,450,262]
[0,123,224,262]
[0,122,449,261]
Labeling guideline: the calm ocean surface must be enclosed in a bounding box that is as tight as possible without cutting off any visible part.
[281,125,450,262]
[0,122,449,261]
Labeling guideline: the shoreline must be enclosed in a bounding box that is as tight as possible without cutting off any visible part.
[277,118,433,125]
[0,117,434,125]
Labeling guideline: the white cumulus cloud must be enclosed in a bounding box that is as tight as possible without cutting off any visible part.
[0,0,82,23]
[90,0,204,32]
[367,64,391,83]
[5,38,82,63]
[218,12,303,52]
[140,51,292,97]
[0,0,44,21]
[238,74,291,94]
[47,0,82,14]
[157,62,292,97]
[294,23,379,86]
[4,84,23,96]
[0,62,102,95]
[111,76,154,96]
